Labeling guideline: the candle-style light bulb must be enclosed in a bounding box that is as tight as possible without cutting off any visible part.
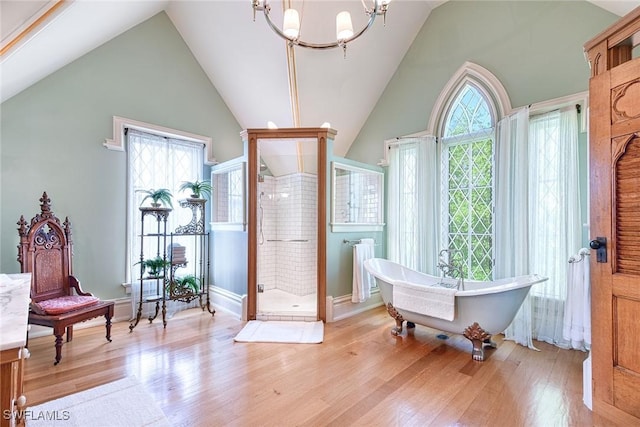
[336,11,353,40]
[283,9,300,39]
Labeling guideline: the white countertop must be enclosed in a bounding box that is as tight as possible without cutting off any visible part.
[0,273,31,351]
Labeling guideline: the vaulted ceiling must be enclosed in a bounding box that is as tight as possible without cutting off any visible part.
[1,1,638,156]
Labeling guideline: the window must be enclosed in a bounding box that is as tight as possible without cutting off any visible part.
[211,159,246,230]
[126,128,205,283]
[331,162,384,232]
[440,83,495,280]
[386,62,509,277]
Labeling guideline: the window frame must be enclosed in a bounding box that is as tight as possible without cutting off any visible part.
[438,81,497,281]
[210,157,247,231]
[115,117,212,285]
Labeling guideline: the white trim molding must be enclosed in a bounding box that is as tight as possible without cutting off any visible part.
[380,131,434,167]
[427,61,512,135]
[528,91,589,133]
[209,285,244,320]
[326,288,383,322]
[105,116,217,165]
[330,223,384,232]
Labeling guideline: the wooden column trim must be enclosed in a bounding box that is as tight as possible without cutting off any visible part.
[244,128,335,322]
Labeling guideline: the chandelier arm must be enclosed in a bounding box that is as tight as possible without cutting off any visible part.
[261,2,379,50]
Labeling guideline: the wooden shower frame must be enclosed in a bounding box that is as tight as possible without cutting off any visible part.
[243,127,336,322]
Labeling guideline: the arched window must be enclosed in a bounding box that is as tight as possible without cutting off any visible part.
[386,63,509,279]
[440,82,494,280]
[433,63,508,281]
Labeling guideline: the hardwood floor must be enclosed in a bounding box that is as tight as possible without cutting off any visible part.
[23,306,611,426]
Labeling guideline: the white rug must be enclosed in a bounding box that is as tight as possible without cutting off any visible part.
[234,320,324,344]
[26,376,170,427]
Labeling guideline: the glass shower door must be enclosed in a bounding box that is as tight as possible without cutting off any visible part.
[256,137,318,320]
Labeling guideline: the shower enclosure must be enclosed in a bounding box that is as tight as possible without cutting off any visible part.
[257,170,317,319]
[244,128,334,322]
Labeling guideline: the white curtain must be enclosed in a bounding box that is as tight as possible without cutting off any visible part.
[528,107,582,348]
[127,129,204,318]
[494,107,535,348]
[502,107,582,349]
[495,107,530,276]
[387,136,439,274]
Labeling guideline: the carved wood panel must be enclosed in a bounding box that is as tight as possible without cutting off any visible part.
[614,296,640,419]
[612,79,640,124]
[615,296,640,372]
[33,250,64,297]
[613,133,640,275]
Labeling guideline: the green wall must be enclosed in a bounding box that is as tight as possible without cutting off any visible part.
[0,12,243,300]
[347,1,618,164]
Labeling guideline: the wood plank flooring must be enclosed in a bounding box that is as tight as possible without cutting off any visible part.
[22,306,613,426]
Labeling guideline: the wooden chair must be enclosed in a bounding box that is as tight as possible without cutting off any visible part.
[17,192,114,365]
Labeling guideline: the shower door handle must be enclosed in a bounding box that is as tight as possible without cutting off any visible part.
[589,237,607,263]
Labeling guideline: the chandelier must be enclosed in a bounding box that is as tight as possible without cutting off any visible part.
[251,0,391,56]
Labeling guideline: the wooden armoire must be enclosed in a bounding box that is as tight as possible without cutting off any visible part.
[584,7,640,424]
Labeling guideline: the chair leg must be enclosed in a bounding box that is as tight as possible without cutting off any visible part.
[66,325,73,342]
[105,313,113,342]
[53,333,63,365]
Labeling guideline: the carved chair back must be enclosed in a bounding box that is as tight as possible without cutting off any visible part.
[17,192,73,302]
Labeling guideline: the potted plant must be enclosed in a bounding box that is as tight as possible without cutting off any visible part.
[179,180,212,199]
[135,256,171,278]
[137,188,173,208]
[169,274,200,295]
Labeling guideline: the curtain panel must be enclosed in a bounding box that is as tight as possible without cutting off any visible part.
[501,107,583,350]
[387,136,439,275]
[495,107,535,348]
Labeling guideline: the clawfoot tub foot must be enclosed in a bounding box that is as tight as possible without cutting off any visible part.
[386,303,406,336]
[463,322,492,361]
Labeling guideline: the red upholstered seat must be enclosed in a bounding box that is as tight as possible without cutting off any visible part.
[33,295,100,315]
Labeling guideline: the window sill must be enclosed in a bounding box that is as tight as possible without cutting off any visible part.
[330,223,384,233]
[210,222,246,231]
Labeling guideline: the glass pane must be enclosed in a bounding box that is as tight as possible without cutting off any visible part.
[444,84,492,137]
[442,83,495,281]
[257,137,318,317]
[332,163,383,225]
[448,144,470,188]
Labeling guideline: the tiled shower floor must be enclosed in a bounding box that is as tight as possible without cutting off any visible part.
[257,288,317,321]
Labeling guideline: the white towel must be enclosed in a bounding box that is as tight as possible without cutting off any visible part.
[563,250,591,350]
[351,239,375,303]
[392,280,456,321]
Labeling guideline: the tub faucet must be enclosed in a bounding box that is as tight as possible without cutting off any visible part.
[437,249,465,290]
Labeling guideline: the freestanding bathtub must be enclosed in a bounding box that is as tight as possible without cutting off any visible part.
[364,258,548,360]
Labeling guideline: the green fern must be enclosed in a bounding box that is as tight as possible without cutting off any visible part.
[179,180,212,199]
[137,188,173,208]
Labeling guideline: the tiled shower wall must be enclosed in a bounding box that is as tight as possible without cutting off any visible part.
[258,173,317,296]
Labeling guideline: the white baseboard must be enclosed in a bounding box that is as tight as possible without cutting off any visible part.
[209,286,244,320]
[326,289,383,322]
[211,287,383,323]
